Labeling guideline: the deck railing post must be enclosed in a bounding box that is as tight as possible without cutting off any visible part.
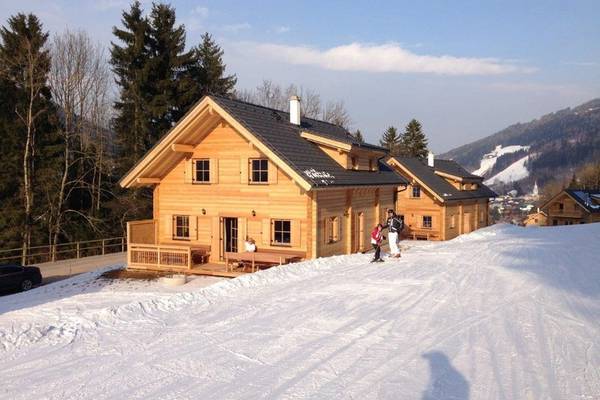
[121,237,125,252]
[102,239,106,255]
[76,242,80,259]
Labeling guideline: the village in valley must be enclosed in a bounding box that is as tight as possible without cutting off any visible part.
[0,2,599,399]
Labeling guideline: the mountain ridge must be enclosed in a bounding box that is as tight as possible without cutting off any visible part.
[440,98,600,192]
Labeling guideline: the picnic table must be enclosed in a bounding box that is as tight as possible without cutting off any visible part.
[225,250,305,272]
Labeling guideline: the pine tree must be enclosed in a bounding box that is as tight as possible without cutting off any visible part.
[147,3,195,137]
[110,1,152,173]
[379,126,401,155]
[0,13,54,259]
[188,32,237,98]
[353,129,364,143]
[402,119,428,158]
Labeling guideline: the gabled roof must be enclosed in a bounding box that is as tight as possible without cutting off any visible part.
[433,159,482,181]
[562,189,600,213]
[387,156,496,202]
[120,95,407,189]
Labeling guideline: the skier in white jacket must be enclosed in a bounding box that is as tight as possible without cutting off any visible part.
[384,209,403,258]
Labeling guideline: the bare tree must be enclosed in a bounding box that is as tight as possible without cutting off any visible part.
[236,79,351,127]
[47,30,112,254]
[322,100,352,129]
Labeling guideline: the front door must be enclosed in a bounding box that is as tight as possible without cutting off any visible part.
[223,217,238,254]
[352,212,365,252]
[464,213,471,233]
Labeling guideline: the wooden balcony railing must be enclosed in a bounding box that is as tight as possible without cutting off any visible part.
[129,244,192,269]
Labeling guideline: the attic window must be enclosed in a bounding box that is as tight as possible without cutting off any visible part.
[411,186,421,198]
[193,159,210,183]
[250,159,269,183]
[351,156,358,170]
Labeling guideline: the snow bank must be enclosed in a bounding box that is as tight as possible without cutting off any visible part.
[1,224,600,399]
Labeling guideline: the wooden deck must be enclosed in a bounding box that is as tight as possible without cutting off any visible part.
[127,262,247,278]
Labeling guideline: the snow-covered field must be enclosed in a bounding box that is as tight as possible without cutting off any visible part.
[1,224,600,399]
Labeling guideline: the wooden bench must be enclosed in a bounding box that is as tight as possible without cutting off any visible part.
[191,245,211,264]
[225,249,306,273]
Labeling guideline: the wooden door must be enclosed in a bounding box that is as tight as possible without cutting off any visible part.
[464,213,471,233]
[352,212,365,253]
[221,217,238,258]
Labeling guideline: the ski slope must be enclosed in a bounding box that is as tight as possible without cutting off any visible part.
[484,154,530,185]
[1,224,600,399]
[472,144,530,177]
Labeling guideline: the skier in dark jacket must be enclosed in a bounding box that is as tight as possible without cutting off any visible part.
[383,209,403,258]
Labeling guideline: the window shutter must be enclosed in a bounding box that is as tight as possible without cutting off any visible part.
[324,219,330,244]
[240,157,248,183]
[291,220,301,247]
[189,215,197,240]
[268,161,278,184]
[163,214,173,240]
[210,158,219,184]
[262,219,271,246]
[184,159,193,183]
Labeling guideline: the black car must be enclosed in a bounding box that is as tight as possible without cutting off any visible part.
[0,264,42,292]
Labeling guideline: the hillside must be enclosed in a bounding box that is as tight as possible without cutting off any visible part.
[441,99,600,192]
[1,224,600,399]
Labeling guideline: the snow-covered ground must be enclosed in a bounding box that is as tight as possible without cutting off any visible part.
[484,154,531,186]
[1,224,600,399]
[472,144,530,177]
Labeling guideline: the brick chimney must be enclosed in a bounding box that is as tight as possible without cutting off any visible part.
[289,95,301,125]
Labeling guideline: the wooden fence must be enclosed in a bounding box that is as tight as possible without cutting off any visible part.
[0,237,126,265]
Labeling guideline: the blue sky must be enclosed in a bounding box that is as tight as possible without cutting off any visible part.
[1,0,599,152]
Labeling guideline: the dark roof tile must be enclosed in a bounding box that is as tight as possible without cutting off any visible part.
[212,95,407,188]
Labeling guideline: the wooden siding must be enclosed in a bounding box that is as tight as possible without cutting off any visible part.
[156,123,310,262]
[315,187,394,257]
[544,192,600,225]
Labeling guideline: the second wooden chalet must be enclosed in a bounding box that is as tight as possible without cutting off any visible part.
[386,154,496,240]
[120,95,407,273]
[539,188,600,226]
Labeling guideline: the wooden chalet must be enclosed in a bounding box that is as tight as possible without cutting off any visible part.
[523,210,548,227]
[386,154,496,240]
[120,95,407,275]
[539,189,600,226]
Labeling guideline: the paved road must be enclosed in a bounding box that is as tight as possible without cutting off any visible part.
[37,252,126,284]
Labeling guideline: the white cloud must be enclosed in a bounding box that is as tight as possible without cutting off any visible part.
[221,22,251,33]
[249,42,536,75]
[274,26,290,34]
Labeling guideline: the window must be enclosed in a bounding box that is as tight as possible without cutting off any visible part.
[193,159,210,183]
[273,219,291,245]
[326,216,341,243]
[173,215,190,239]
[553,219,558,226]
[412,186,421,198]
[351,156,358,169]
[558,203,564,211]
[422,216,432,229]
[250,159,269,183]
[368,159,374,171]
